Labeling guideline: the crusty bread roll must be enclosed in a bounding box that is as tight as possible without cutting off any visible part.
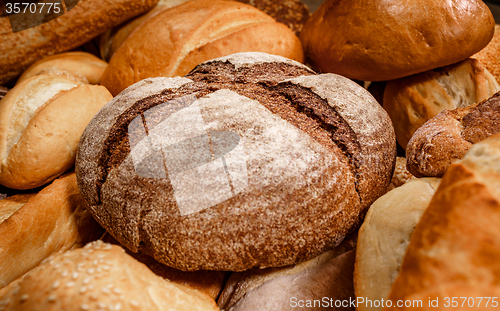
[77,52,396,271]
[99,0,305,96]
[16,52,108,85]
[383,58,500,149]
[99,0,190,62]
[300,0,495,82]
[473,24,500,83]
[0,173,104,289]
[0,0,159,84]
[101,233,228,300]
[99,0,310,62]
[386,134,500,309]
[0,72,113,189]
[406,92,500,178]
[0,240,219,311]
[218,234,357,311]
[354,178,441,311]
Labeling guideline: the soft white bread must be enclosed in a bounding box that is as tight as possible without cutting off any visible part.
[0,0,159,84]
[385,134,500,310]
[383,58,500,149]
[354,178,441,311]
[0,173,104,289]
[100,0,305,96]
[0,72,113,189]
[0,240,219,311]
[300,0,495,81]
[218,234,357,311]
[16,52,108,85]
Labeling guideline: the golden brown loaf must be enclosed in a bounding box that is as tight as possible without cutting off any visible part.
[0,173,104,289]
[16,52,108,85]
[0,0,159,84]
[77,52,396,271]
[0,72,113,190]
[473,24,500,83]
[406,92,500,178]
[99,0,190,62]
[99,0,310,62]
[300,0,495,82]
[354,178,441,311]
[99,0,305,96]
[386,134,500,310]
[0,240,219,311]
[383,58,500,149]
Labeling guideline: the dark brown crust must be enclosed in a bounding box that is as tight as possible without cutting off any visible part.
[235,0,311,36]
[407,92,500,177]
[76,54,395,271]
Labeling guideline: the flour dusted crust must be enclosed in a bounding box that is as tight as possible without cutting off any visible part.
[76,52,396,271]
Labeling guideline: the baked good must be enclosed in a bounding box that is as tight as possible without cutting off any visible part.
[99,0,310,62]
[235,0,310,36]
[99,0,305,96]
[101,233,228,300]
[0,173,104,289]
[218,234,357,311]
[0,0,158,85]
[16,52,108,85]
[406,92,500,178]
[354,177,441,311]
[99,0,190,62]
[0,240,219,311]
[0,71,113,189]
[386,134,500,308]
[385,157,416,192]
[77,52,396,271]
[473,24,500,83]
[383,58,500,149]
[299,0,495,82]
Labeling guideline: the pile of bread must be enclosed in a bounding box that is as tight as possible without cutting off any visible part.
[1,0,500,310]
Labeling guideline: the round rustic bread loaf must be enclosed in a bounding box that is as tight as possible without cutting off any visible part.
[299,0,495,81]
[76,52,396,271]
[99,0,305,96]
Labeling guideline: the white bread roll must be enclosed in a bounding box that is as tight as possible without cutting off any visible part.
[354,178,441,311]
[16,52,108,85]
[0,72,113,189]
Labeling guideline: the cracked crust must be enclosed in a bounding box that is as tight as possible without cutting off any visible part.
[406,92,500,177]
[76,52,396,271]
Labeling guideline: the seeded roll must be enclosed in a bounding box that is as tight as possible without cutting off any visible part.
[76,52,396,271]
[0,241,219,311]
